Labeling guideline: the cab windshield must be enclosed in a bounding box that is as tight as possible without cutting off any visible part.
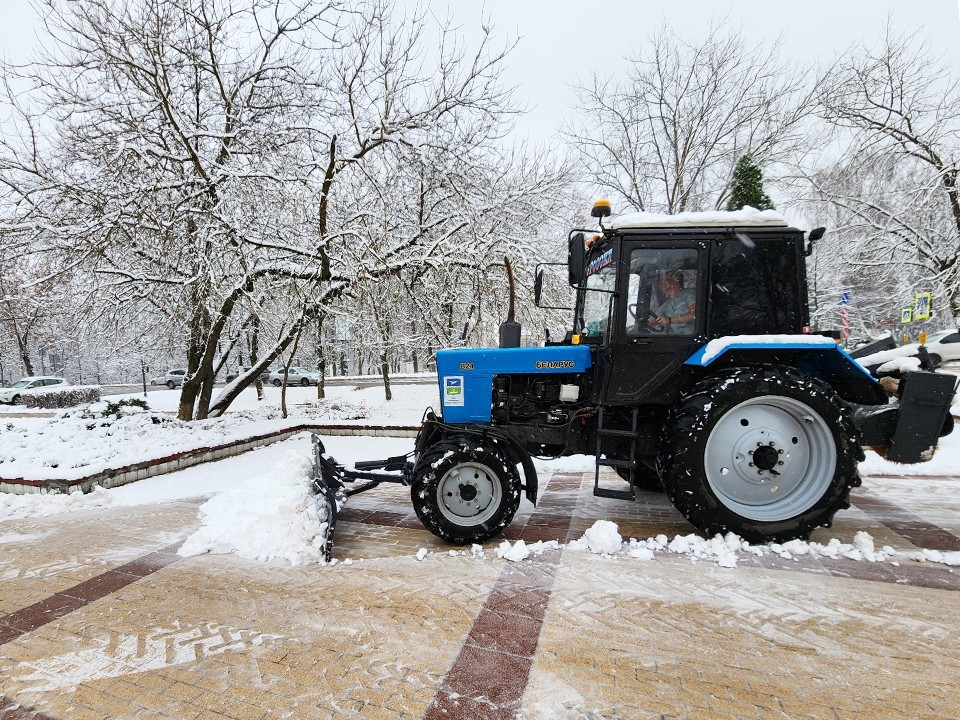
[578,264,617,339]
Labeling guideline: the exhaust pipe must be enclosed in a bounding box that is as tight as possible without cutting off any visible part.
[499,256,521,348]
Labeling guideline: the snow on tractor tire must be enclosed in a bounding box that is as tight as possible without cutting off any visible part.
[658,364,862,543]
[411,437,522,545]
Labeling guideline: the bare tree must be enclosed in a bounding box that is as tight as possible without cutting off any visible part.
[0,0,522,419]
[813,26,960,320]
[568,22,810,213]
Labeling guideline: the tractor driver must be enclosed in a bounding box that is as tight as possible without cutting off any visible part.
[648,270,696,334]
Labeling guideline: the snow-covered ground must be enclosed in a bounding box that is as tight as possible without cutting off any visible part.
[2,375,960,575]
[0,378,438,416]
[2,430,960,572]
[0,384,438,481]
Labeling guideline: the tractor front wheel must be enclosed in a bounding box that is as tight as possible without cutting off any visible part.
[658,365,861,543]
[411,437,522,545]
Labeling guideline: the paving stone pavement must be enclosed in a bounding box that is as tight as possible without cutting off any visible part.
[1,469,960,720]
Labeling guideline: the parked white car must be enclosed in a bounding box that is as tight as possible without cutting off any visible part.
[157,369,187,389]
[268,367,320,386]
[0,377,69,404]
[922,329,960,364]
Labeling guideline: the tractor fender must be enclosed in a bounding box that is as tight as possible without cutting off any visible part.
[414,417,538,507]
[684,337,888,405]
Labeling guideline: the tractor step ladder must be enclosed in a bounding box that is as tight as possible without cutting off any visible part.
[594,405,638,501]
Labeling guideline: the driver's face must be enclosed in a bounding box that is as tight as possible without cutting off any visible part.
[659,275,680,296]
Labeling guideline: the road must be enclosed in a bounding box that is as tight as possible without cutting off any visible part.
[100,374,436,396]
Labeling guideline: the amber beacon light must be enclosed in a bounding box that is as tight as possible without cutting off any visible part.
[591,198,611,219]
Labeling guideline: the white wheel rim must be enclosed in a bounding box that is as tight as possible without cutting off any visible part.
[703,396,837,522]
[436,462,502,527]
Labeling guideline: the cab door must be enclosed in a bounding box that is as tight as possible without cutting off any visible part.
[604,239,708,405]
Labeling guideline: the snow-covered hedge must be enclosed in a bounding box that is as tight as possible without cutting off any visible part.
[22,386,102,409]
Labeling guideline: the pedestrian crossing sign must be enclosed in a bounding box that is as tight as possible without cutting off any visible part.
[914,292,932,320]
[901,308,913,324]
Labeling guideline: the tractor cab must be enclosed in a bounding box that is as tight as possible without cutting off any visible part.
[548,201,813,406]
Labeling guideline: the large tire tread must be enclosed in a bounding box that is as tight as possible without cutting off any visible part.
[657,364,862,543]
[411,437,521,545]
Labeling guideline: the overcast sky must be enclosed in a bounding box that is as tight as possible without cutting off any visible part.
[2,0,959,143]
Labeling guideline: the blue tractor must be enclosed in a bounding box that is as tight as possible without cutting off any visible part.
[312,203,956,559]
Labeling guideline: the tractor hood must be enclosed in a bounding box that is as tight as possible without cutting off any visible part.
[436,346,592,423]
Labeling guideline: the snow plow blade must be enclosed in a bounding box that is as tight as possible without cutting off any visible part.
[311,436,347,563]
[310,435,413,561]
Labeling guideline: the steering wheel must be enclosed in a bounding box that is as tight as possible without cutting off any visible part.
[629,305,665,334]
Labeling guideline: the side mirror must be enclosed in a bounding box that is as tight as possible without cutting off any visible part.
[534,268,544,307]
[805,226,826,256]
[568,232,585,286]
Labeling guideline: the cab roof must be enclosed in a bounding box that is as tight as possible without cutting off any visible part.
[607,207,788,230]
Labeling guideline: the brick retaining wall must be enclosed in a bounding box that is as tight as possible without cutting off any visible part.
[0,423,418,496]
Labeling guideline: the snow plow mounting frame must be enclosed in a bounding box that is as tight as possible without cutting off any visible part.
[310,435,412,561]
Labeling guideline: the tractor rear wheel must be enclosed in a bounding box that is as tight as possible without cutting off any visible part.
[658,365,861,543]
[411,437,522,545]
[615,463,662,492]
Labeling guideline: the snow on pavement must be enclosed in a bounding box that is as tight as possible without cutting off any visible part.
[2,393,960,572]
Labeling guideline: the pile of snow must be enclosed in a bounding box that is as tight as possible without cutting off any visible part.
[0,435,414,524]
[178,451,332,566]
[608,206,787,229]
[697,334,837,365]
[877,356,922,373]
[558,521,960,569]
[495,539,561,562]
[0,485,114,520]
[568,519,623,555]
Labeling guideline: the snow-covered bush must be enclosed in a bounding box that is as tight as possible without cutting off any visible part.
[22,386,101,409]
[99,398,150,418]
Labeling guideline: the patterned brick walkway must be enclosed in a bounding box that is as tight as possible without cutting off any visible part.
[2,470,960,719]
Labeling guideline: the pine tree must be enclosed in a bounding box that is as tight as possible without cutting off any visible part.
[726,154,774,211]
